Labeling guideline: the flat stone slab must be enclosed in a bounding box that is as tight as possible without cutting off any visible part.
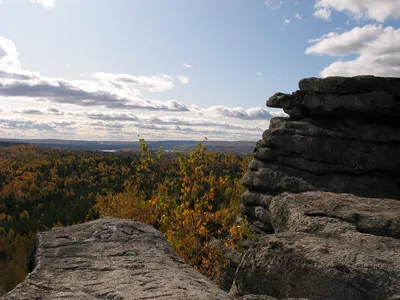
[234,192,400,300]
[2,218,232,300]
[299,76,400,96]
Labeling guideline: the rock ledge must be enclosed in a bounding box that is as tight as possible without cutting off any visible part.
[3,218,231,300]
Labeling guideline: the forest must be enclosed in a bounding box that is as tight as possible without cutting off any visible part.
[0,141,252,293]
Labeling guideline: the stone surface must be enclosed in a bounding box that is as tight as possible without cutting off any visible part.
[236,293,309,300]
[237,295,278,300]
[268,91,400,118]
[2,218,232,300]
[299,76,400,96]
[209,238,242,292]
[243,76,400,232]
[238,76,400,300]
[234,192,400,300]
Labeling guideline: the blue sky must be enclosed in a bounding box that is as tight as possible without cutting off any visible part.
[0,0,399,141]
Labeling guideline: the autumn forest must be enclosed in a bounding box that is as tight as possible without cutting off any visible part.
[0,141,252,292]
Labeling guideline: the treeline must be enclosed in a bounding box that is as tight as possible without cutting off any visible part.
[0,142,251,292]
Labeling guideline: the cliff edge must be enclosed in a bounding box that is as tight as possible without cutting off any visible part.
[2,218,232,300]
[237,76,400,300]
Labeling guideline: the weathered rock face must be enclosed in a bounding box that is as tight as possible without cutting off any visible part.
[243,76,400,231]
[2,218,232,300]
[237,76,400,300]
[234,191,400,300]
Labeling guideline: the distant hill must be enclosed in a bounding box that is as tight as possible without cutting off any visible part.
[0,138,257,154]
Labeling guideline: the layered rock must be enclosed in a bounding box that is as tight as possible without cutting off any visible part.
[236,76,400,300]
[2,218,232,300]
[234,192,400,300]
[243,76,400,231]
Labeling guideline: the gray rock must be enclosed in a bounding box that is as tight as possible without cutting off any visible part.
[302,91,400,116]
[2,218,232,300]
[209,238,242,292]
[262,129,400,173]
[267,91,305,109]
[269,192,400,238]
[234,192,400,300]
[268,118,400,144]
[237,295,278,300]
[241,191,273,208]
[299,76,400,96]
[268,90,400,118]
[243,159,400,200]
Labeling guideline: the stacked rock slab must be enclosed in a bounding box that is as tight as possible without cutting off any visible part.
[3,218,232,300]
[235,76,400,300]
[233,191,400,300]
[242,76,400,232]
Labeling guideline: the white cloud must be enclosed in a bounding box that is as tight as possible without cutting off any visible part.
[313,6,332,20]
[31,0,56,9]
[294,13,303,20]
[313,0,400,22]
[306,25,383,56]
[13,107,64,115]
[177,75,190,85]
[0,37,190,111]
[265,0,283,10]
[257,72,263,76]
[207,106,282,120]
[281,18,291,31]
[0,36,282,140]
[0,36,21,70]
[306,25,400,77]
[92,72,178,92]
[183,63,193,68]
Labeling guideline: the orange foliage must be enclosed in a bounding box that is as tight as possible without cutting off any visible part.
[96,140,252,281]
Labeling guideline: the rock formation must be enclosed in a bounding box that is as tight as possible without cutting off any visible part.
[242,76,400,232]
[233,191,400,300]
[2,218,232,300]
[236,76,400,300]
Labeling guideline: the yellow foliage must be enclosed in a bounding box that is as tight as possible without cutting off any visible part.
[96,140,252,283]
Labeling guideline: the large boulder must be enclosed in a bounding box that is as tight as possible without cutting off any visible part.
[243,76,400,232]
[233,192,400,300]
[298,76,400,96]
[2,218,232,300]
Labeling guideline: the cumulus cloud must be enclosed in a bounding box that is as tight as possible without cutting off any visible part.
[281,18,291,31]
[208,106,284,120]
[13,107,64,115]
[313,0,400,22]
[92,72,178,93]
[0,118,74,132]
[183,64,193,68]
[265,0,283,10]
[294,13,303,20]
[313,6,332,20]
[74,111,139,122]
[306,25,384,56]
[177,75,190,85]
[306,25,400,77]
[0,36,190,112]
[31,0,56,9]
[143,115,263,131]
[0,37,21,70]
[68,110,265,132]
[0,36,283,140]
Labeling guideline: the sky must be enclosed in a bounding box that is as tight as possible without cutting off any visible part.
[0,0,400,141]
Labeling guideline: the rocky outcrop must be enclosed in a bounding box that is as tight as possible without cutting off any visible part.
[243,76,400,231]
[234,191,400,300]
[2,218,232,300]
[237,76,400,300]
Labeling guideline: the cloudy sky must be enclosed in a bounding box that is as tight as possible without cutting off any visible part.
[0,0,400,141]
